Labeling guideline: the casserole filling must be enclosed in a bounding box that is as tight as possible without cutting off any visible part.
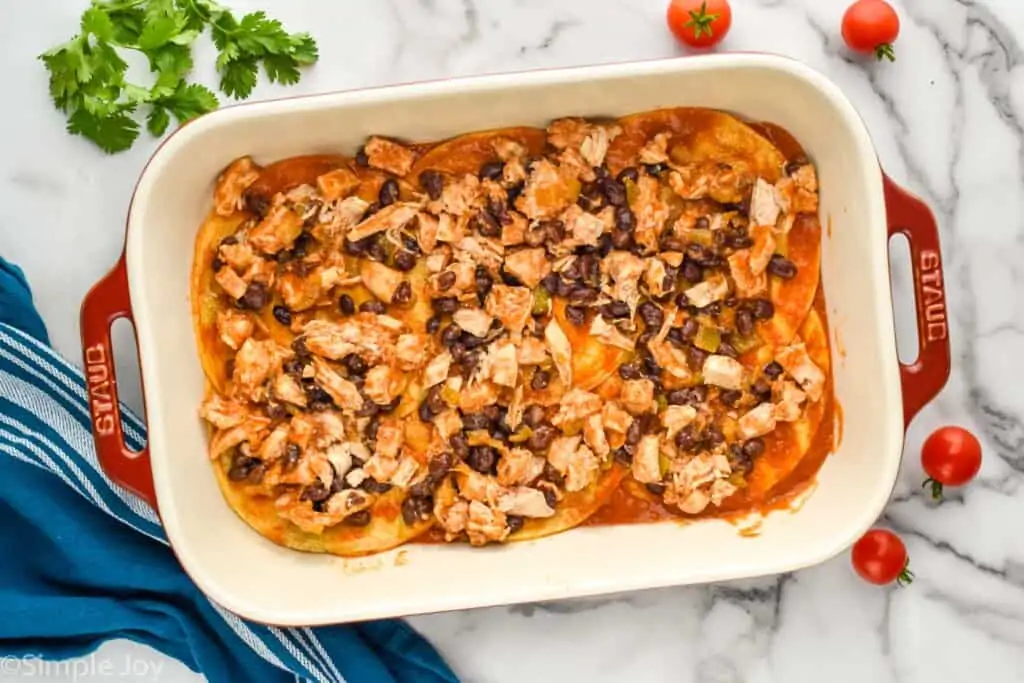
[193,108,832,554]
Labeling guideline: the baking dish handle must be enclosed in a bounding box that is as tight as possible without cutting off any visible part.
[80,254,157,510]
[883,174,951,427]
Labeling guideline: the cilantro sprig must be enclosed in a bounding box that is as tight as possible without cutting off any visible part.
[40,0,319,153]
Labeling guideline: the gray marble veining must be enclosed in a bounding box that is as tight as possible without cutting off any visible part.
[1,1,1022,681]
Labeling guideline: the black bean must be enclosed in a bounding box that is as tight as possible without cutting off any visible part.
[601,178,627,207]
[638,301,664,329]
[450,434,470,459]
[227,453,264,483]
[675,426,697,450]
[523,405,546,428]
[736,309,755,336]
[358,401,380,420]
[529,425,557,452]
[343,510,372,527]
[394,250,417,272]
[360,300,386,314]
[599,300,629,319]
[282,443,301,471]
[244,191,270,217]
[291,337,310,359]
[687,345,709,369]
[507,182,525,204]
[614,206,636,232]
[617,167,640,184]
[426,314,442,334]
[544,219,566,243]
[419,170,444,200]
[666,390,690,406]
[301,481,331,503]
[392,282,413,305]
[613,446,634,465]
[378,178,400,207]
[433,297,460,315]
[480,160,505,181]
[305,384,333,408]
[466,445,498,474]
[539,272,559,294]
[644,163,666,177]
[418,400,434,422]
[211,256,225,271]
[555,278,573,298]
[751,298,775,320]
[401,495,433,525]
[568,286,598,305]
[361,478,392,494]
[542,461,564,486]
[237,282,269,310]
[610,229,634,250]
[429,452,454,478]
[463,413,491,431]
[506,514,525,534]
[474,211,501,238]
[625,420,642,446]
[743,438,766,459]
[564,305,587,326]
[639,413,662,434]
[283,359,303,376]
[426,386,446,415]
[763,361,784,379]
[531,369,551,390]
[752,378,773,403]
[718,341,738,358]
[686,385,709,405]
[475,267,494,300]
[660,235,687,253]
[542,488,558,509]
[341,354,367,376]
[339,294,356,315]
[355,149,369,167]
[618,363,642,381]
[577,182,605,212]
[719,389,742,407]
[270,305,291,326]
[703,302,723,318]
[767,255,797,279]
[461,333,487,349]
[726,233,754,249]
[645,482,666,495]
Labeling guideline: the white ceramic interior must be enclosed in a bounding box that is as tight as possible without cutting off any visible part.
[126,54,904,625]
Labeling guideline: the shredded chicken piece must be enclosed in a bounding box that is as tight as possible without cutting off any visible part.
[395,333,431,371]
[486,285,533,338]
[632,435,662,484]
[272,373,307,408]
[497,448,546,487]
[620,379,656,415]
[476,340,519,388]
[459,380,499,413]
[516,159,574,221]
[552,388,603,427]
[493,137,527,161]
[360,260,404,304]
[728,250,768,298]
[547,436,599,492]
[544,320,573,387]
[215,157,261,216]
[630,175,670,252]
[580,124,620,168]
[453,308,494,338]
[466,500,510,546]
[275,488,373,533]
[454,235,504,272]
[390,454,421,489]
[434,409,463,441]
[589,316,635,351]
[517,337,549,366]
[312,358,363,411]
[702,355,746,391]
[277,271,322,312]
[316,168,360,202]
[301,317,400,364]
[583,413,610,458]
[684,273,730,308]
[364,136,417,176]
[648,338,694,382]
[562,204,606,247]
[501,211,528,246]
[749,178,781,229]
[774,164,819,233]
[739,403,777,439]
[662,405,698,440]
[774,380,807,422]
[776,343,826,401]
[644,257,672,298]
[347,203,419,243]
[248,205,304,255]
[218,241,257,272]
[199,394,250,430]
[216,310,253,350]
[316,196,370,241]
[665,453,736,514]
[232,339,281,402]
[209,415,270,460]
[667,162,752,204]
[503,247,552,288]
[363,365,403,406]
[638,133,670,165]
[749,224,776,275]
[422,351,452,388]
[603,251,645,313]
[601,402,633,435]
[546,118,591,150]
[498,487,555,518]
[215,266,249,300]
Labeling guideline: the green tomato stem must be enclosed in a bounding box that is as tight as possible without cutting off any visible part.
[875,43,896,62]
[922,477,944,501]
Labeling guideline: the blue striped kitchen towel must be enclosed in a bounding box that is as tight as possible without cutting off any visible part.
[0,256,458,683]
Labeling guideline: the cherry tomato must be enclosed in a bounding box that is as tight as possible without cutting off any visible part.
[842,0,900,61]
[851,529,913,586]
[667,0,732,49]
[921,426,982,501]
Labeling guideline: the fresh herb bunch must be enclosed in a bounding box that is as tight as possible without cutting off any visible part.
[40,0,319,153]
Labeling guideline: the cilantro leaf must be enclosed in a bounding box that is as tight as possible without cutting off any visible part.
[81,7,115,42]
[289,34,319,65]
[263,53,300,85]
[138,15,181,51]
[147,105,171,137]
[67,108,140,153]
[159,82,219,123]
[220,57,258,99]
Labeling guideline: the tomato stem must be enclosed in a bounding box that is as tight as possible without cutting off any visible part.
[875,43,896,62]
[897,559,914,587]
[685,1,719,39]
[922,477,944,501]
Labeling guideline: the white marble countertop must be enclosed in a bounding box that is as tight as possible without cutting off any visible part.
[2,0,1023,681]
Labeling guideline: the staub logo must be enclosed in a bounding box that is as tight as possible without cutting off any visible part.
[85,344,116,436]
[919,250,947,343]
